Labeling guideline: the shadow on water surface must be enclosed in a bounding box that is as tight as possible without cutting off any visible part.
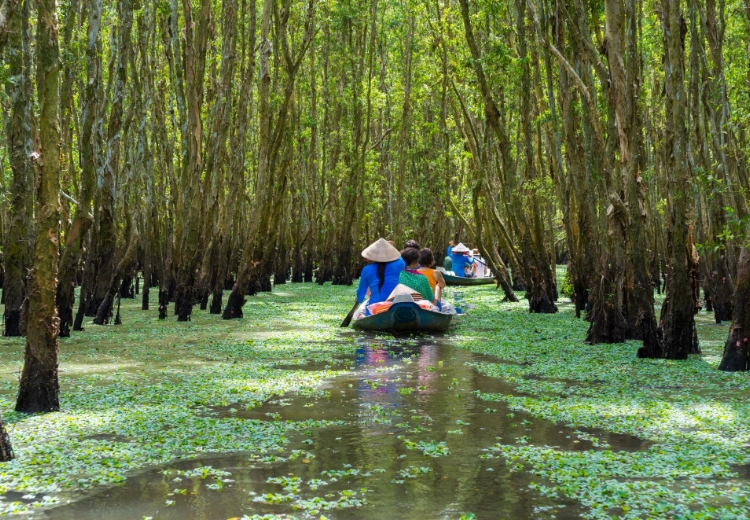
[43,333,648,520]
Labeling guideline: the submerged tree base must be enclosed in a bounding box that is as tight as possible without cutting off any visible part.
[585,304,628,344]
[15,352,60,414]
[0,417,12,462]
[720,248,750,370]
[719,326,750,371]
[3,310,22,337]
[222,290,246,319]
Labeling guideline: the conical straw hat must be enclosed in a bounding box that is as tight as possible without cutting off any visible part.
[452,242,470,253]
[362,238,401,262]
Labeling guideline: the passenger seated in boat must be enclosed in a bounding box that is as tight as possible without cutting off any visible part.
[404,239,421,250]
[471,248,491,278]
[418,248,457,315]
[398,248,434,302]
[417,248,446,301]
[449,243,475,278]
[444,241,454,272]
[355,239,405,313]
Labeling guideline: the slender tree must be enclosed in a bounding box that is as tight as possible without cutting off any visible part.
[660,0,700,360]
[172,0,212,322]
[16,0,63,413]
[71,0,103,332]
[719,247,750,370]
[0,0,19,54]
[3,0,33,337]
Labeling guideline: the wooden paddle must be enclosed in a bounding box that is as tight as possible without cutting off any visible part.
[340,300,360,327]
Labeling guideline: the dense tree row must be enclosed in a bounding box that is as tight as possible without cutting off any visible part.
[1,0,750,458]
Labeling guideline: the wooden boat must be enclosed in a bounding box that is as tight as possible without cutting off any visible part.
[443,273,495,286]
[351,301,453,333]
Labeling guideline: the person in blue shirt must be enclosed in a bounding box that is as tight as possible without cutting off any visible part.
[356,239,405,306]
[450,242,475,277]
[445,241,455,272]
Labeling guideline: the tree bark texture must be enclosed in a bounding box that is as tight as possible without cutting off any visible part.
[3,0,33,337]
[16,0,62,414]
[719,247,750,370]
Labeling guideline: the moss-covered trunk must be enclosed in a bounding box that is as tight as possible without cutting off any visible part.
[56,216,93,337]
[0,414,12,462]
[16,0,62,413]
[659,0,699,360]
[719,247,750,371]
[3,0,33,337]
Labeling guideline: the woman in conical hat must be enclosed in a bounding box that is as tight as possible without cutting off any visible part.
[449,243,476,278]
[356,239,406,309]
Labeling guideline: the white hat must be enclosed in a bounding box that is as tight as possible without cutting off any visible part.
[452,243,470,253]
[362,238,401,262]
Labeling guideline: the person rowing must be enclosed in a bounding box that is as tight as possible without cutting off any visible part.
[449,243,476,278]
[353,239,405,317]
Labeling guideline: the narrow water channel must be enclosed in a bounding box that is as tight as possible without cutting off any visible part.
[43,334,646,519]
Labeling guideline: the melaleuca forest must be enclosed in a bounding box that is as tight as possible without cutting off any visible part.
[1,0,750,518]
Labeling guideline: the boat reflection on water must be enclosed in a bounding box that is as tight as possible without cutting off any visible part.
[44,334,594,520]
[354,338,440,398]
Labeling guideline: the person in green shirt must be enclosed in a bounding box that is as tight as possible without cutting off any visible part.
[398,248,435,302]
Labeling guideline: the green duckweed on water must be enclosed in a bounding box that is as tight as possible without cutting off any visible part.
[0,286,355,515]
[0,282,749,519]
[461,287,750,519]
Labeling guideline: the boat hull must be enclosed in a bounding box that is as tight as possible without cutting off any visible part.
[443,273,495,286]
[351,302,453,333]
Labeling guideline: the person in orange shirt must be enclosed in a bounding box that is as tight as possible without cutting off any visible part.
[417,248,456,315]
[417,248,445,301]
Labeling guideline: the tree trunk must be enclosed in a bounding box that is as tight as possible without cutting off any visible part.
[142,226,152,310]
[93,231,139,325]
[515,0,556,314]
[16,0,62,413]
[0,0,20,56]
[599,0,660,353]
[212,0,256,314]
[3,0,33,338]
[659,0,699,360]
[224,0,315,319]
[719,247,750,370]
[0,413,12,461]
[71,0,102,328]
[73,235,95,331]
[88,0,133,317]
[173,0,212,322]
[56,215,93,336]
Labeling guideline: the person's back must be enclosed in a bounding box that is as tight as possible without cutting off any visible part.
[471,249,487,278]
[398,248,434,302]
[399,270,434,302]
[474,256,486,278]
[355,239,406,309]
[357,259,404,304]
[444,255,453,272]
[418,267,438,292]
[450,254,467,277]
[450,243,474,277]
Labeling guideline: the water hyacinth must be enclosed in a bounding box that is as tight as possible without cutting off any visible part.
[1,283,750,518]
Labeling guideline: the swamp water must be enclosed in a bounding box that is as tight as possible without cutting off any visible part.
[42,333,647,520]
